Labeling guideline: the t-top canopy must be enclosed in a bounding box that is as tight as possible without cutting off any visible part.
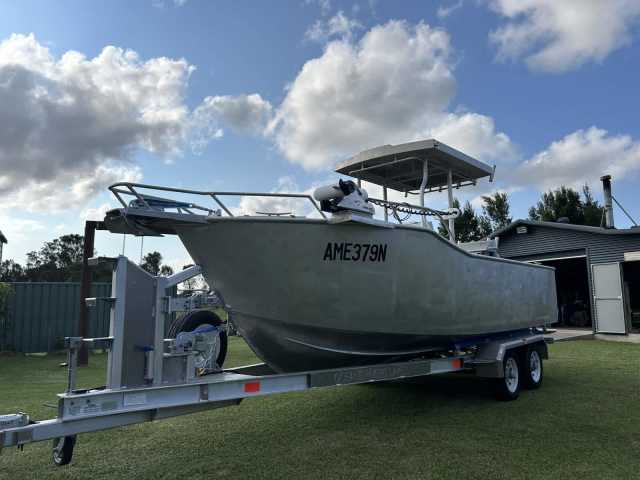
[335,139,495,193]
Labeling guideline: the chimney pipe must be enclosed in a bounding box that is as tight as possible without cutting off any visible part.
[600,175,614,228]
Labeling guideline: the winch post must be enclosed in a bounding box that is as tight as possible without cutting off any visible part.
[151,265,203,386]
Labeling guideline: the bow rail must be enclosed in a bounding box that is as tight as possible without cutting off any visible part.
[108,182,327,219]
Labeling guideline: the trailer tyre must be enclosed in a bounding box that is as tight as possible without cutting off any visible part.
[168,310,228,369]
[521,347,543,390]
[493,351,521,401]
[52,435,76,466]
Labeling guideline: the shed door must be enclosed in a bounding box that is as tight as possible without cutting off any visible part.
[592,263,626,334]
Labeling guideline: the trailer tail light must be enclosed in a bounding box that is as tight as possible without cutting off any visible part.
[451,359,463,369]
[244,381,261,393]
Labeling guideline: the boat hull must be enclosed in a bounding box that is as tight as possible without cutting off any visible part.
[173,217,557,372]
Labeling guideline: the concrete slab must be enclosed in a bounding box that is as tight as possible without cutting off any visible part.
[595,333,640,344]
[546,329,594,342]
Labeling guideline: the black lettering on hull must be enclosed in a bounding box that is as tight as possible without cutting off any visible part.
[322,242,388,262]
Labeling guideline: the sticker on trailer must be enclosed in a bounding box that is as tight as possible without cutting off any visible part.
[124,393,147,406]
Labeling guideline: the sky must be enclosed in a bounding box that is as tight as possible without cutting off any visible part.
[1,0,640,269]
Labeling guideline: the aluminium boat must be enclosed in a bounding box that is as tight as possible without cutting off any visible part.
[103,139,557,372]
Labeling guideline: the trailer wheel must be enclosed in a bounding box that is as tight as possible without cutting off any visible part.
[168,310,228,369]
[52,435,76,466]
[493,351,521,401]
[521,347,543,390]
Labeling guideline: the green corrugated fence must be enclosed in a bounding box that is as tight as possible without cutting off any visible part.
[1,282,112,353]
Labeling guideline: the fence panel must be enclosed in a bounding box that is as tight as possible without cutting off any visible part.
[1,282,112,353]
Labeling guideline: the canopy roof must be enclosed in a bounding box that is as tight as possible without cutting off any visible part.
[335,139,495,193]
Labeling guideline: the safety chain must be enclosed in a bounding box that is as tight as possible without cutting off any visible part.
[367,197,449,217]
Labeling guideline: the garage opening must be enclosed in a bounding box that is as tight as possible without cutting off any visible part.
[537,257,592,328]
[622,261,640,333]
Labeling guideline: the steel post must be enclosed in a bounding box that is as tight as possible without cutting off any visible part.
[447,170,455,242]
[78,221,97,366]
[383,186,388,222]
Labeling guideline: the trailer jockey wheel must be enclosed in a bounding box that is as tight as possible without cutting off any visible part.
[52,435,76,466]
[521,347,543,390]
[493,350,521,401]
[168,310,228,371]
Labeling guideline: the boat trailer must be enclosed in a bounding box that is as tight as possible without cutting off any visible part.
[0,255,549,466]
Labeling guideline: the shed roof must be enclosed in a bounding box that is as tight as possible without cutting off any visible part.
[490,219,640,239]
[0,229,6,243]
[335,139,494,193]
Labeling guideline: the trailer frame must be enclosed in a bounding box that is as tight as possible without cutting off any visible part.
[0,255,549,466]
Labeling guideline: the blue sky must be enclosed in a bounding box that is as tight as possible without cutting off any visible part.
[1,0,639,268]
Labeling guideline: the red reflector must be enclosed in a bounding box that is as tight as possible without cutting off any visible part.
[244,381,261,393]
[451,359,463,369]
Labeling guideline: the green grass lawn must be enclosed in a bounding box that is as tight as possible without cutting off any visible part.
[0,338,638,480]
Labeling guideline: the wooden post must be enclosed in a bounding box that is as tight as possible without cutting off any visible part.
[78,221,97,366]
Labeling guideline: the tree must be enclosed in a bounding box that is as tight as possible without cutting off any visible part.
[581,184,605,227]
[480,192,512,233]
[160,265,174,276]
[529,186,583,224]
[140,251,174,276]
[528,185,604,227]
[0,260,26,282]
[24,234,86,281]
[438,198,484,243]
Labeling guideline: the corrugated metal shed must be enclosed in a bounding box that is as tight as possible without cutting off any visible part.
[491,220,640,264]
[492,220,640,334]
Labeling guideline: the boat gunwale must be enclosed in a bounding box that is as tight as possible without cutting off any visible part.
[189,214,557,272]
[107,208,555,273]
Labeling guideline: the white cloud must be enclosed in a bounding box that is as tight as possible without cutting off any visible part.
[0,213,44,253]
[0,33,198,211]
[192,94,272,137]
[487,0,640,72]
[80,202,116,222]
[235,176,321,217]
[0,216,44,237]
[516,127,640,190]
[425,112,517,164]
[437,1,464,19]
[152,0,187,8]
[305,0,332,16]
[1,163,142,214]
[270,21,454,168]
[0,33,230,213]
[305,11,363,43]
[269,20,515,171]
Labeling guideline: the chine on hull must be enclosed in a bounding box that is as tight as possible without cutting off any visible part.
[175,217,557,372]
[231,311,452,372]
